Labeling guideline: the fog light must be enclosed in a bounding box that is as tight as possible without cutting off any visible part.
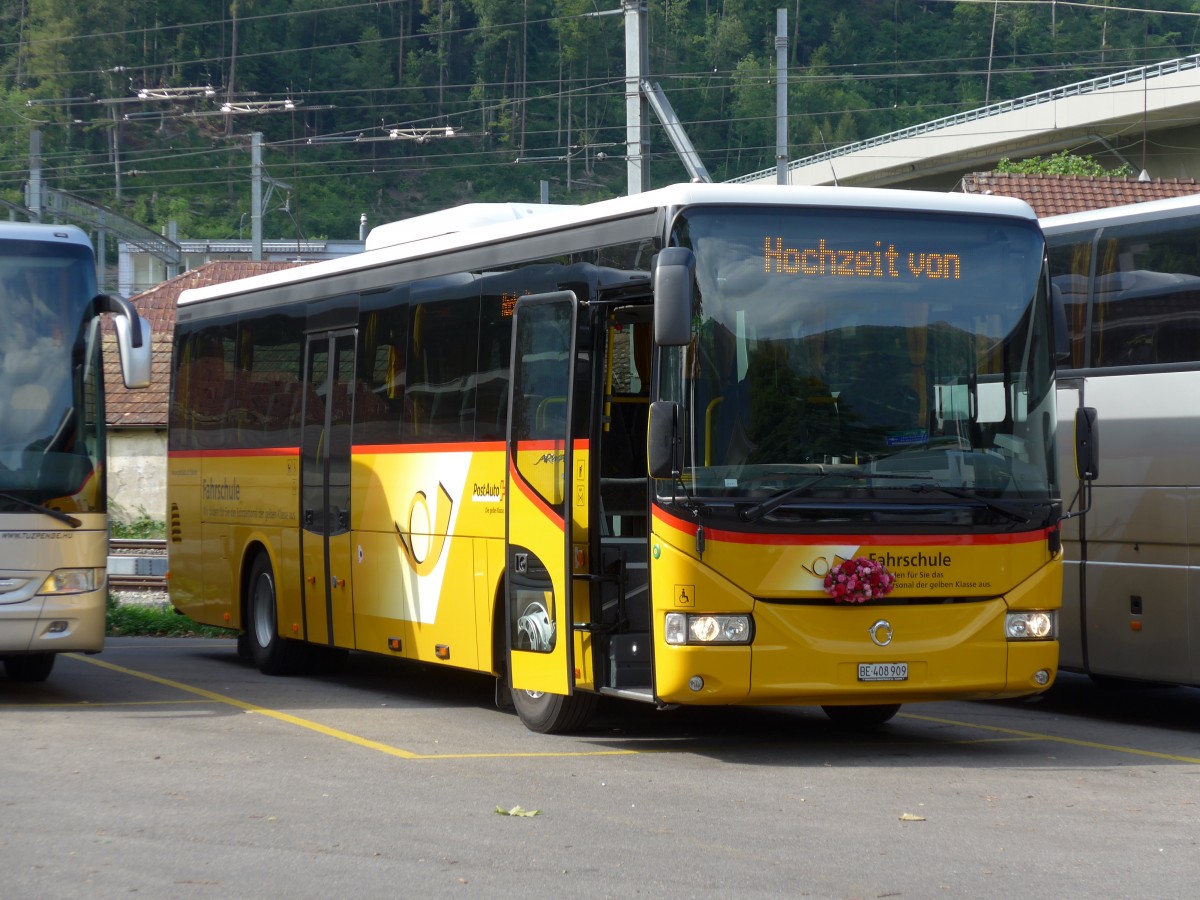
[47,620,69,634]
[1005,610,1057,641]
[689,676,704,692]
[1033,669,1051,686]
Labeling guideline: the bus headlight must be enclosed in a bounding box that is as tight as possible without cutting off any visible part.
[665,613,753,645]
[1005,610,1056,641]
[38,568,96,596]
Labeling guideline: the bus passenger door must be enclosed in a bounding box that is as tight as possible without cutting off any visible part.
[300,330,357,650]
[505,292,580,697]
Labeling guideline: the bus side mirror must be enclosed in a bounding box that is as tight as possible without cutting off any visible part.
[1075,406,1099,481]
[647,401,682,479]
[653,248,695,347]
[1051,281,1071,365]
[96,293,152,389]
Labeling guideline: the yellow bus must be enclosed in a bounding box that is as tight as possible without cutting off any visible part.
[1,222,151,682]
[169,183,1079,732]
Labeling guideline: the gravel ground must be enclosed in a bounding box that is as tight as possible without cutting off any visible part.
[109,590,172,608]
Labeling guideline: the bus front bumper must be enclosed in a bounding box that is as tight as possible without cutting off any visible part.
[0,589,106,654]
[654,600,1059,706]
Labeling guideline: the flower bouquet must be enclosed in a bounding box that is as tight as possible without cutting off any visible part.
[823,557,895,604]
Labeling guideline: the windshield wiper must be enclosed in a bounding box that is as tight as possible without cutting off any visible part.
[903,483,1030,523]
[0,491,82,528]
[738,468,929,522]
[738,472,849,522]
[738,472,1033,524]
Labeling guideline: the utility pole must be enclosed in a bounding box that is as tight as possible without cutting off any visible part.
[624,0,649,195]
[776,8,790,185]
[26,130,42,223]
[251,132,263,261]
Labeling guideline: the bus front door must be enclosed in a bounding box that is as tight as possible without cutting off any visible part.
[300,330,357,651]
[505,292,584,709]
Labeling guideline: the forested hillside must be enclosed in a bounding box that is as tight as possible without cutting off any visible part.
[2,0,1197,240]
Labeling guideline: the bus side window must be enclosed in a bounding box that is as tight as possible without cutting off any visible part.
[189,326,236,450]
[474,291,513,441]
[405,280,481,442]
[357,303,408,445]
[1091,223,1200,369]
[1046,240,1091,369]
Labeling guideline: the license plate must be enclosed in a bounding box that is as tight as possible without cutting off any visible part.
[857,662,908,682]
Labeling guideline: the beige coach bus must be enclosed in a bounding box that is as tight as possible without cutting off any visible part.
[0,223,151,681]
[1045,194,1200,686]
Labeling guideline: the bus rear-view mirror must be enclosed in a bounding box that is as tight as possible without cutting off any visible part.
[652,248,695,347]
[647,401,682,479]
[1075,406,1099,481]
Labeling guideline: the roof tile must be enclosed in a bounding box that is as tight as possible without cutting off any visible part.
[959,172,1200,217]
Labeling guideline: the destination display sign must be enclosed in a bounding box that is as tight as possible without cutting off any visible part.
[764,236,962,280]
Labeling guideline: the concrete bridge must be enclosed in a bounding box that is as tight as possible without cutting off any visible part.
[732,55,1200,191]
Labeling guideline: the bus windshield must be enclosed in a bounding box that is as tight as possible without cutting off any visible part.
[660,205,1057,525]
[0,240,101,507]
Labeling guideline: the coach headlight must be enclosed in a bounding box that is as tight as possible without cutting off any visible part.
[665,612,753,645]
[38,568,97,596]
[1005,610,1056,641]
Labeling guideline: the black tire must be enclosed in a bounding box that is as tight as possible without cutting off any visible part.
[511,685,597,734]
[4,653,56,682]
[821,703,901,728]
[246,553,303,676]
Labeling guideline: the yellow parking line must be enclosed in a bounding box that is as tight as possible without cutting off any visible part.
[901,711,1200,764]
[67,655,1200,764]
[69,654,641,760]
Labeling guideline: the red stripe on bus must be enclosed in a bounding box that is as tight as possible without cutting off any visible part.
[652,506,1052,547]
[354,441,506,454]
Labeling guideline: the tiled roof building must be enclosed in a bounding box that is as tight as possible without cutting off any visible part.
[958,172,1200,217]
[104,260,305,429]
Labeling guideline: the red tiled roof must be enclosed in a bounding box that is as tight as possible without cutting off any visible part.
[104,260,307,427]
[959,172,1200,218]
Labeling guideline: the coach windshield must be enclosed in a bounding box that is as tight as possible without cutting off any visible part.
[0,240,103,511]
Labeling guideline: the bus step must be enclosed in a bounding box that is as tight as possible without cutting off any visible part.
[597,685,655,704]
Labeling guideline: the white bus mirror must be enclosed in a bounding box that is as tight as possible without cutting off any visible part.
[96,294,152,389]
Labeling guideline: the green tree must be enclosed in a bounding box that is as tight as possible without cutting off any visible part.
[995,151,1134,177]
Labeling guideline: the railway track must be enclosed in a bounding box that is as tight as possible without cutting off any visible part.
[108,538,168,593]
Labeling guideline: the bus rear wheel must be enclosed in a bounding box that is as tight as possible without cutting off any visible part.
[511,686,597,734]
[821,704,901,728]
[3,653,55,682]
[246,553,303,676]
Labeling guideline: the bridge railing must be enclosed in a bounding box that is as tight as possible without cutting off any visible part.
[728,54,1200,184]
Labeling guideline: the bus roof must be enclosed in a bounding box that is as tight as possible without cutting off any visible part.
[0,221,93,249]
[364,202,576,251]
[178,182,1038,307]
[1041,192,1200,235]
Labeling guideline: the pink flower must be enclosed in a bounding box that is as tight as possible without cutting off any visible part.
[822,557,896,604]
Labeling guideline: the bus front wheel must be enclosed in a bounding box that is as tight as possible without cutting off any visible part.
[3,653,56,682]
[510,685,597,734]
[246,553,302,676]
